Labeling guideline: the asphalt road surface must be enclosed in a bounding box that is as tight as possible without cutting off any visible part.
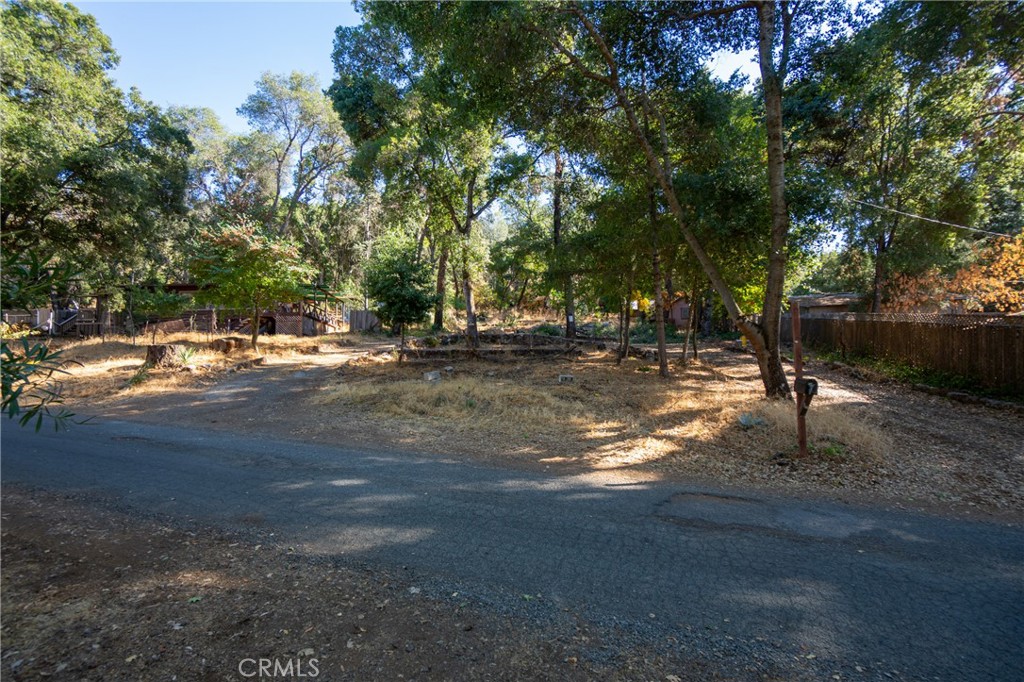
[3,420,1022,681]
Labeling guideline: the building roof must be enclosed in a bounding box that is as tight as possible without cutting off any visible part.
[789,293,864,307]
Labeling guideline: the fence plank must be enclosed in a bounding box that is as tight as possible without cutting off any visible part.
[781,313,1023,393]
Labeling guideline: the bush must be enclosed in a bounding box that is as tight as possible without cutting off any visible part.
[533,322,563,337]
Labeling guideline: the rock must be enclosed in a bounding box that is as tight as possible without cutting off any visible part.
[209,337,248,354]
[423,370,441,382]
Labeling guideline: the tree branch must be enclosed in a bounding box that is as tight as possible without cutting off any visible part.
[525,23,612,86]
[674,1,757,23]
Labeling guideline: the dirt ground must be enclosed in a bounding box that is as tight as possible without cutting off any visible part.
[57,331,1024,521]
[4,330,1023,680]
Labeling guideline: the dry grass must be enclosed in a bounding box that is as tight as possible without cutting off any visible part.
[314,351,890,471]
[50,332,327,405]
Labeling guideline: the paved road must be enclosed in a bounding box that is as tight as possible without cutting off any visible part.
[3,420,1022,681]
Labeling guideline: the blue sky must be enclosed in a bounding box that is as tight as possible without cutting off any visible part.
[78,2,361,132]
[77,1,758,134]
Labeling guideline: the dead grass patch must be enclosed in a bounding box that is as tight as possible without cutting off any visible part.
[313,352,890,472]
[51,332,334,406]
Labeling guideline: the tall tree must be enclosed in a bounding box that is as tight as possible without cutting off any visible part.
[238,72,351,238]
[2,0,192,298]
[811,1,1024,310]
[373,0,820,396]
[330,16,533,347]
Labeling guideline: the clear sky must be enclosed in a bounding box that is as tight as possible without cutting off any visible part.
[76,1,758,133]
[78,1,361,132]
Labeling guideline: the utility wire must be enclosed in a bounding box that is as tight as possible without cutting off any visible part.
[848,197,1014,238]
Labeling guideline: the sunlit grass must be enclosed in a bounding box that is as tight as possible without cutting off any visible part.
[315,353,890,467]
[54,330,892,474]
[52,331,348,404]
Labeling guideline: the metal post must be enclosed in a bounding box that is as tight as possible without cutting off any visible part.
[792,300,808,458]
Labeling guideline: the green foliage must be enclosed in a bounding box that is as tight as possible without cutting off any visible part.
[175,346,198,365]
[1,249,77,430]
[816,349,990,395]
[629,320,687,345]
[792,249,875,297]
[189,222,315,351]
[363,245,437,338]
[238,71,350,237]
[532,323,563,337]
[1,0,192,295]
[127,365,150,387]
[1,337,75,431]
[796,1,1024,307]
[130,287,191,343]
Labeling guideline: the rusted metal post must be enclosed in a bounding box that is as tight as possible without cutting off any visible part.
[791,300,808,458]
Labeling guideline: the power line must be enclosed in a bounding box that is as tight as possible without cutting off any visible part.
[848,197,1014,238]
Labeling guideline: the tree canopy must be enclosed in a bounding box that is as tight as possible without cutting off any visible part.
[2,0,1021,406]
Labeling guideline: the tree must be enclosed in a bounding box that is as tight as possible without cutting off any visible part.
[368,0,817,396]
[238,71,351,237]
[364,243,438,360]
[803,1,1024,309]
[0,249,76,430]
[189,223,315,352]
[330,19,534,348]
[2,0,192,300]
[950,234,1024,313]
[130,287,191,345]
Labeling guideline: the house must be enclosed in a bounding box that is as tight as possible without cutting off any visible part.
[668,296,691,327]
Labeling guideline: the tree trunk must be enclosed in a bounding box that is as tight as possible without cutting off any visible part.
[564,278,576,338]
[433,245,448,331]
[682,285,697,364]
[618,295,633,364]
[689,284,700,361]
[145,344,181,368]
[552,149,576,338]
[415,209,430,264]
[250,305,260,353]
[617,303,624,363]
[95,294,108,341]
[649,185,669,377]
[461,180,480,350]
[753,1,793,399]
[514,276,530,310]
[462,255,479,349]
[871,236,886,312]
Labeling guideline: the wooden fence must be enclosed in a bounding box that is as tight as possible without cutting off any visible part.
[780,312,1024,391]
[349,309,380,332]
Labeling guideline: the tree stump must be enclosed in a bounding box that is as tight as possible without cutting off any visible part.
[145,344,182,368]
